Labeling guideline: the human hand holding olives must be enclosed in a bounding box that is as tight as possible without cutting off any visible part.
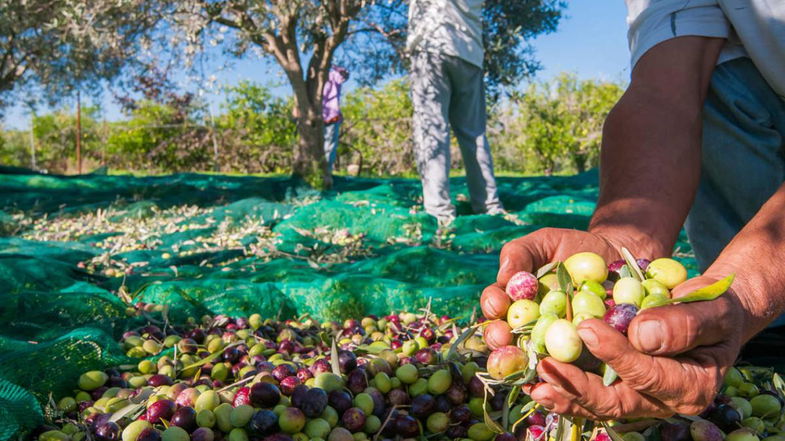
[525,274,748,419]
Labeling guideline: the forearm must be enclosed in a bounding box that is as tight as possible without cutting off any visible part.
[589,90,702,258]
[704,183,785,341]
[588,37,725,259]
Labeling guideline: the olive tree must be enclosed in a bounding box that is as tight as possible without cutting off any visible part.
[0,0,168,109]
[181,0,564,189]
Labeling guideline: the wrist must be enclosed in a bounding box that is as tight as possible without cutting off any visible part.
[703,260,779,342]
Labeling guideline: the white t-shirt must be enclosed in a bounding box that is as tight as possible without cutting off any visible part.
[626,0,785,99]
[407,0,485,68]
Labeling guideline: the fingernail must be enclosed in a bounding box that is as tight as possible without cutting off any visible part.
[577,328,598,347]
[636,320,664,353]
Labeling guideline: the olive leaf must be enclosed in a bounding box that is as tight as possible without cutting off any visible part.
[483,387,505,433]
[662,275,735,304]
[182,341,241,371]
[773,373,785,397]
[108,389,153,422]
[508,386,521,408]
[602,364,619,386]
[620,247,645,281]
[619,265,632,279]
[537,261,559,279]
[445,323,481,362]
[603,422,625,441]
[556,263,573,294]
[554,415,569,441]
[331,338,342,377]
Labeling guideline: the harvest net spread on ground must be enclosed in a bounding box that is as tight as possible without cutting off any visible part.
[0,168,700,439]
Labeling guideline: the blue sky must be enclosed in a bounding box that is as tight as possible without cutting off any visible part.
[1,1,630,130]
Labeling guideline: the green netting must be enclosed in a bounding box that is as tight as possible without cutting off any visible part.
[0,168,699,439]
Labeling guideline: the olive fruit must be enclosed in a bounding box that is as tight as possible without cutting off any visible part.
[750,394,782,418]
[539,291,568,317]
[487,346,528,380]
[603,304,638,335]
[278,407,306,434]
[507,299,540,328]
[571,291,606,318]
[544,319,582,363]
[564,252,608,284]
[161,427,189,441]
[690,420,725,441]
[79,371,109,391]
[505,271,539,301]
[646,258,688,289]
[613,277,645,307]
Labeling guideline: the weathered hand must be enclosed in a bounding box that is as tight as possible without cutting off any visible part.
[481,228,624,319]
[526,275,746,419]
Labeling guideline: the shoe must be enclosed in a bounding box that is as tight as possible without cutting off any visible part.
[437,215,456,229]
[486,206,507,216]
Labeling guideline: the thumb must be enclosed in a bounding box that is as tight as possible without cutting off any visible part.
[627,277,736,356]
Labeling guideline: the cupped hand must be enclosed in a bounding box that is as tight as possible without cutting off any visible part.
[481,228,624,319]
[526,275,746,419]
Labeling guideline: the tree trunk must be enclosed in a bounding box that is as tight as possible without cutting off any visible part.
[292,112,332,189]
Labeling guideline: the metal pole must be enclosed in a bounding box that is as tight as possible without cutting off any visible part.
[208,105,219,172]
[29,114,36,170]
[76,89,82,174]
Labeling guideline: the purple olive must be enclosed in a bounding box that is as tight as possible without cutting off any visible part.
[496,434,516,441]
[247,409,279,436]
[434,395,452,413]
[146,399,175,423]
[446,383,467,405]
[223,346,242,363]
[328,390,353,414]
[410,394,435,418]
[310,359,332,376]
[395,415,420,437]
[279,376,301,396]
[451,405,471,423]
[278,340,295,354]
[190,429,212,441]
[170,406,197,431]
[341,407,367,431]
[290,385,309,409]
[468,376,484,397]
[271,364,296,382]
[147,374,172,387]
[708,404,741,432]
[95,422,121,441]
[490,390,506,411]
[446,425,468,438]
[603,303,639,335]
[387,389,410,406]
[660,421,691,441]
[415,348,436,365]
[347,369,368,394]
[301,388,328,418]
[296,368,313,383]
[338,351,357,373]
[137,428,162,441]
[250,382,281,408]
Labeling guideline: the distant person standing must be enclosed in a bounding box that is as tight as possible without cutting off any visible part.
[322,66,349,173]
[407,0,504,225]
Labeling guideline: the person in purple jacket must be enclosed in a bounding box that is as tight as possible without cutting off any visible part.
[322,66,350,173]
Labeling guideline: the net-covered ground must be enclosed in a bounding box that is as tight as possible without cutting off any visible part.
[0,168,697,438]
